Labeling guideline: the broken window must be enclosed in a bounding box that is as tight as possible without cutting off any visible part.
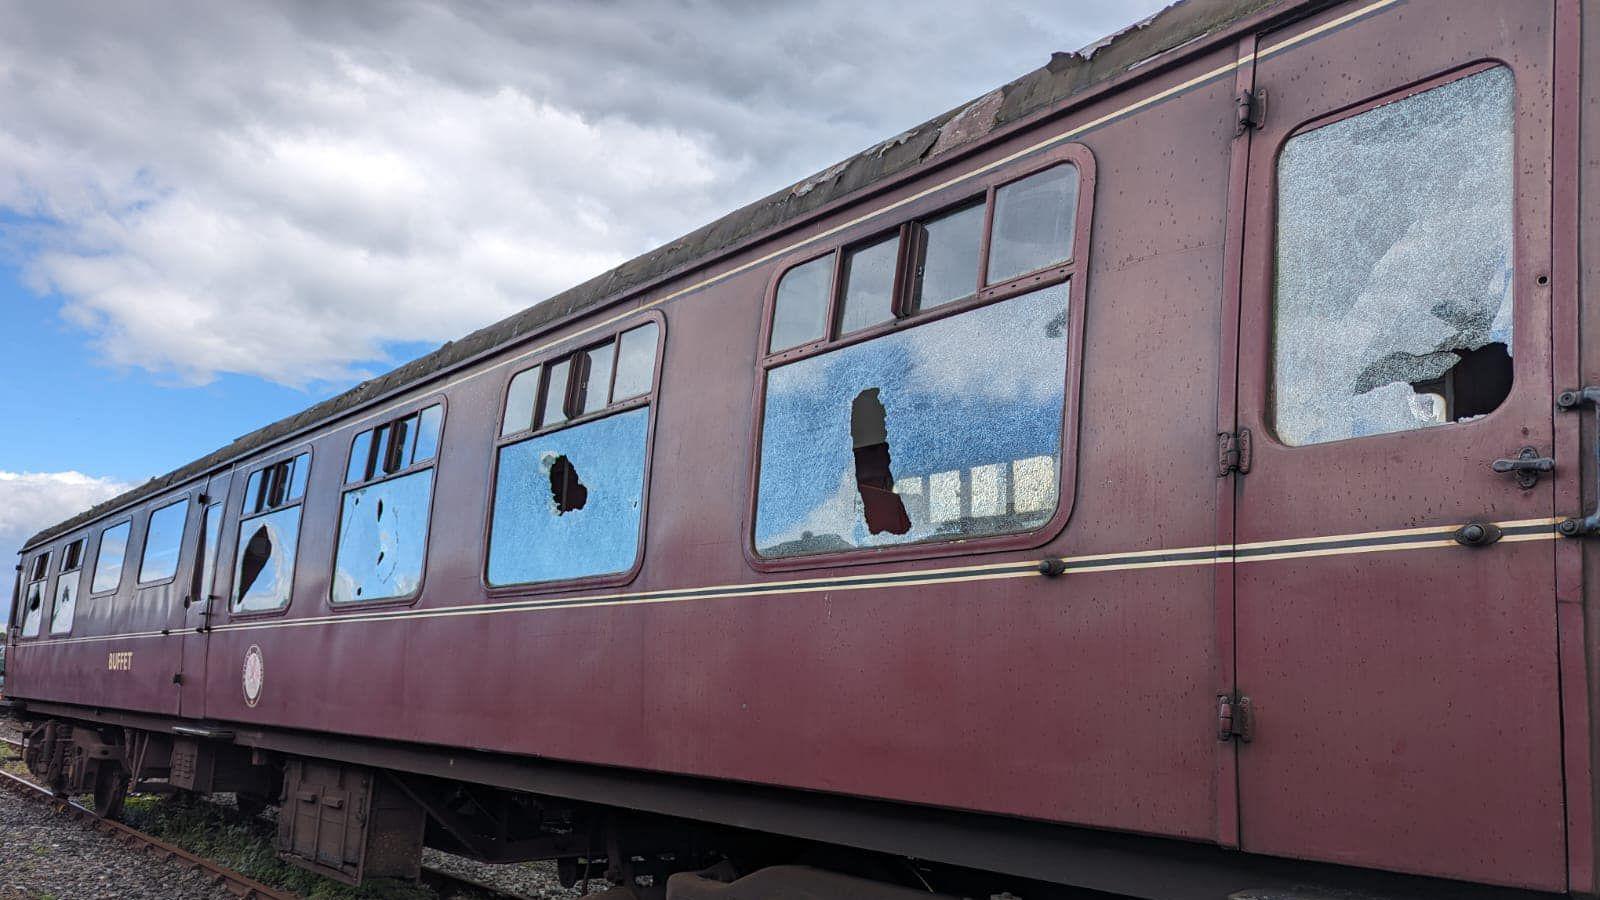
[51,539,84,636]
[769,254,833,352]
[755,282,1070,558]
[91,521,131,594]
[138,498,189,584]
[488,407,650,586]
[333,470,433,603]
[1272,66,1515,446]
[233,451,311,613]
[232,506,301,613]
[335,405,443,604]
[987,164,1078,284]
[910,202,984,311]
[837,234,900,335]
[21,551,49,638]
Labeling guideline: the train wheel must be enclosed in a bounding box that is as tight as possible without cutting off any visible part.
[92,765,129,820]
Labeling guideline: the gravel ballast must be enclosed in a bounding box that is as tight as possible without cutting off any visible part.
[0,784,239,900]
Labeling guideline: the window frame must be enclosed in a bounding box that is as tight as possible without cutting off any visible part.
[481,309,667,596]
[136,496,192,588]
[19,549,52,639]
[87,518,134,599]
[50,535,88,636]
[1264,60,1518,448]
[746,142,1095,572]
[228,446,313,619]
[327,396,448,610]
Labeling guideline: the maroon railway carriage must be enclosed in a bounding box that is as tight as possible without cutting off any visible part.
[5,0,1597,896]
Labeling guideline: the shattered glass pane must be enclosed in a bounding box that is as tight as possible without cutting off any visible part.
[914,202,983,310]
[199,502,222,602]
[333,469,433,603]
[770,254,833,352]
[139,498,189,583]
[838,235,899,335]
[612,322,658,401]
[232,506,300,613]
[488,407,649,586]
[503,367,541,436]
[21,580,43,638]
[987,164,1078,284]
[50,571,76,635]
[1273,66,1514,446]
[92,522,130,594]
[756,282,1069,558]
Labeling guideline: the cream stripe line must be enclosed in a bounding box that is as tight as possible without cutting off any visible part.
[320,0,1402,436]
[20,512,1550,646]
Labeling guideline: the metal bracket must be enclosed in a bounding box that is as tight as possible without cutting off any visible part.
[1218,428,1252,477]
[1217,693,1253,742]
[1558,387,1600,536]
[1235,89,1267,135]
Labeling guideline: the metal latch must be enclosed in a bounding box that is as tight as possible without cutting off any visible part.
[1218,428,1252,477]
[1235,89,1267,135]
[1217,693,1253,742]
[1491,446,1553,489]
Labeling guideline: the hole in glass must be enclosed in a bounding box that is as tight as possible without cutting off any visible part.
[850,388,911,536]
[548,455,588,514]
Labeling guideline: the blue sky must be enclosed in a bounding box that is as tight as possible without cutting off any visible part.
[0,0,1165,560]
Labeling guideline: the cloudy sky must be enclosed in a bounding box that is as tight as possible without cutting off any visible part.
[0,0,1166,559]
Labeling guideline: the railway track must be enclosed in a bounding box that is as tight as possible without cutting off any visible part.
[0,735,529,900]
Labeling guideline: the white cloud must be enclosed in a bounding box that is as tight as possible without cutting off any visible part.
[0,471,136,561]
[0,0,1165,386]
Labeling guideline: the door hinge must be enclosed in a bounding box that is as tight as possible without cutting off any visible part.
[1217,693,1253,742]
[1235,88,1267,135]
[1218,428,1252,476]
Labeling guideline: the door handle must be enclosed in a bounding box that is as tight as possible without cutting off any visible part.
[1558,387,1600,536]
[1491,447,1554,489]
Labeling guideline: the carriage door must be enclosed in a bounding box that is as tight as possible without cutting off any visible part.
[177,472,229,719]
[1229,0,1563,890]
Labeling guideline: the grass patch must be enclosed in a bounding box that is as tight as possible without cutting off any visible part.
[120,794,433,900]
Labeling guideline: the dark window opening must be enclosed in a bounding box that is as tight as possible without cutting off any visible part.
[1406,342,1513,422]
[60,539,84,573]
[850,388,911,536]
[548,455,588,514]
[238,524,273,600]
[28,553,49,582]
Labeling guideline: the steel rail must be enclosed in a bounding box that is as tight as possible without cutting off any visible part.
[0,765,301,900]
[2,735,529,899]
[418,864,537,899]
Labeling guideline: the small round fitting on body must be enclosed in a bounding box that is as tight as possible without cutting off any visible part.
[1037,557,1068,577]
